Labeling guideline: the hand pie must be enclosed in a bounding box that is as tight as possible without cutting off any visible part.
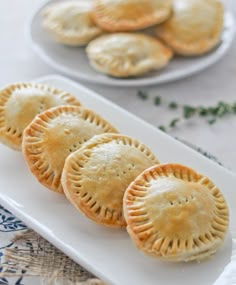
[92,0,172,32]
[22,106,118,194]
[156,0,224,56]
[124,163,229,262]
[86,33,173,77]
[41,1,103,46]
[61,133,159,227]
[0,83,80,151]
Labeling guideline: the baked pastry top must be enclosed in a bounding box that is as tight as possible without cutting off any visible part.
[42,1,103,46]
[92,0,172,32]
[124,163,229,261]
[86,33,173,77]
[22,106,118,194]
[0,83,80,151]
[62,133,159,227]
[156,0,224,56]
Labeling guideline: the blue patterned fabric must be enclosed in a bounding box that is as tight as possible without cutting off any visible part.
[0,206,27,233]
[0,205,27,285]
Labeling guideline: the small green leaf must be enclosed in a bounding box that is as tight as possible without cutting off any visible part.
[169,118,180,128]
[208,106,218,116]
[137,90,148,100]
[168,102,178,109]
[198,107,208,116]
[216,102,229,117]
[154,96,161,106]
[159,125,166,132]
[183,105,196,119]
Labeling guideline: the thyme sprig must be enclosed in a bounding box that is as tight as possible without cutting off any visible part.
[136,90,236,131]
[163,101,236,130]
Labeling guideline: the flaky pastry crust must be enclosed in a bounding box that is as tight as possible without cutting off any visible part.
[124,163,229,261]
[0,83,80,151]
[62,133,159,227]
[156,0,224,56]
[22,106,118,194]
[86,33,173,77]
[92,0,172,32]
[42,1,103,46]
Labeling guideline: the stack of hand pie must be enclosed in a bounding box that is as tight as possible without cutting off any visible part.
[41,0,224,78]
[0,82,229,262]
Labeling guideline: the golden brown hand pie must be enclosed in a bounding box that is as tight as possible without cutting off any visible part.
[42,1,103,46]
[86,33,173,77]
[0,83,80,151]
[124,163,229,261]
[61,133,159,227]
[156,0,224,56]
[22,106,118,194]
[92,0,172,32]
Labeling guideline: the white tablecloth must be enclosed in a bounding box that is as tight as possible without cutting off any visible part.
[0,1,236,284]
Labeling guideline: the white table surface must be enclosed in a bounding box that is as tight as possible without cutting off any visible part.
[0,1,236,285]
[1,0,236,173]
[0,1,236,172]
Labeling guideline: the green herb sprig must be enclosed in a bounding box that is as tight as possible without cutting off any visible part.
[136,90,236,132]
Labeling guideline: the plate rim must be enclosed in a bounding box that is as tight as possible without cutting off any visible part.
[27,1,236,87]
[1,74,236,285]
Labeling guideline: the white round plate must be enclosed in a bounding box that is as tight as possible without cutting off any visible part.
[28,0,236,87]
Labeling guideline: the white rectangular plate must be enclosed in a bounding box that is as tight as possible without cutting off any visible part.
[0,75,235,285]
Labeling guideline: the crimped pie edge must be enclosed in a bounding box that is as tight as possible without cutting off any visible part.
[22,105,118,194]
[123,163,229,261]
[62,133,159,227]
